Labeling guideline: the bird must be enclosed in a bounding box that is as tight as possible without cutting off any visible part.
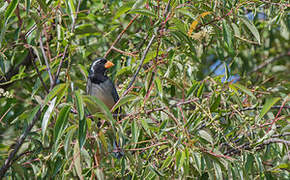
[87,58,119,111]
[86,57,123,158]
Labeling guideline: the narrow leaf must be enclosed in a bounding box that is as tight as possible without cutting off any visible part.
[222,20,234,55]
[161,156,173,169]
[83,95,115,125]
[36,0,48,14]
[74,140,83,179]
[131,0,146,10]
[198,130,213,144]
[44,83,67,105]
[112,94,136,112]
[54,105,71,143]
[197,82,204,98]
[75,90,84,120]
[241,17,261,44]
[78,117,87,149]
[27,105,41,123]
[224,62,230,81]
[155,76,163,98]
[129,9,157,18]
[42,97,56,139]
[258,97,280,121]
[114,2,134,19]
[232,83,256,99]
[5,0,19,22]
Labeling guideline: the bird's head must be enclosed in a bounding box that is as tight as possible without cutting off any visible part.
[88,58,114,78]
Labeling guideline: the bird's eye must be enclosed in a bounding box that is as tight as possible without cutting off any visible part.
[100,59,107,64]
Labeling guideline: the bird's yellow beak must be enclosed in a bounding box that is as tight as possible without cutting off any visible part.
[104,61,114,69]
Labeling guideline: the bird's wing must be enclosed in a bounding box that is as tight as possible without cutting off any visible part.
[86,78,92,95]
[108,79,120,103]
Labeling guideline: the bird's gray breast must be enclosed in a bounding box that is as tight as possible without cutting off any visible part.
[87,79,116,110]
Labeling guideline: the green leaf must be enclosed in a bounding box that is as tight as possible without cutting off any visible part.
[75,24,99,35]
[129,9,157,18]
[27,105,41,124]
[197,82,204,98]
[141,119,151,136]
[83,95,114,124]
[231,23,240,36]
[112,94,136,112]
[254,155,264,175]
[186,81,199,98]
[0,2,9,14]
[198,130,213,144]
[75,90,84,120]
[42,97,56,139]
[131,0,146,10]
[149,164,164,177]
[52,157,63,177]
[155,76,163,98]
[64,126,76,158]
[213,162,223,180]
[114,2,134,20]
[67,0,76,26]
[78,116,87,149]
[222,20,234,55]
[44,83,67,106]
[240,17,261,44]
[36,0,48,14]
[274,163,289,170]
[245,154,254,173]
[54,105,71,143]
[210,94,221,112]
[131,121,139,148]
[258,97,280,121]
[98,130,108,152]
[26,0,30,15]
[74,140,83,179]
[161,155,173,169]
[176,150,185,170]
[4,0,19,22]
[224,62,230,81]
[232,83,256,99]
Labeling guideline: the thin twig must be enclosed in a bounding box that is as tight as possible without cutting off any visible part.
[111,46,138,57]
[117,98,198,123]
[54,0,82,88]
[0,106,13,125]
[104,15,139,58]
[0,109,42,178]
[248,51,290,74]
[267,99,288,132]
[0,1,83,177]
[224,133,290,156]
[39,36,54,89]
[125,142,168,151]
[29,47,49,93]
[241,105,290,111]
[126,34,156,91]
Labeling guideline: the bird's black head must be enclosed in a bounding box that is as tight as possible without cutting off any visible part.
[88,58,114,83]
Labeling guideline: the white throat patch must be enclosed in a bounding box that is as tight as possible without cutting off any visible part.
[90,59,102,73]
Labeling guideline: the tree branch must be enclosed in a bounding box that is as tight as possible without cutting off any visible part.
[125,34,156,91]
[248,51,290,74]
[54,0,82,87]
[39,36,54,89]
[104,15,139,58]
[224,133,290,156]
[0,109,42,178]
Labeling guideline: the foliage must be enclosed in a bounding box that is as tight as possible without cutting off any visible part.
[0,0,289,179]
